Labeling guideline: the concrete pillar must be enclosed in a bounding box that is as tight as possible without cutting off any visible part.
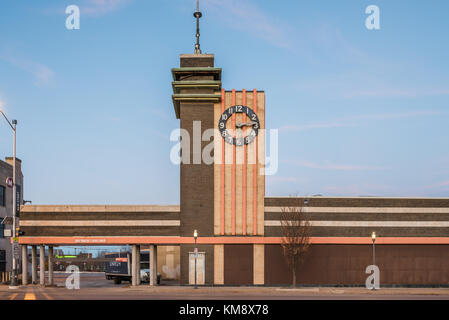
[39,245,45,286]
[154,246,158,285]
[131,244,137,286]
[136,245,141,285]
[149,245,158,286]
[149,245,154,286]
[48,246,53,286]
[21,245,28,285]
[31,246,37,284]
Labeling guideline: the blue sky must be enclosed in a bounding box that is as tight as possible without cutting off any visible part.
[1,0,449,205]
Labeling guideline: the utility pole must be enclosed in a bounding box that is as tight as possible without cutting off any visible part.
[193,229,198,289]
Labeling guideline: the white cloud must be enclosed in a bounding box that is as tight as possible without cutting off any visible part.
[0,51,54,86]
[280,110,445,132]
[268,176,300,183]
[323,183,394,196]
[288,160,387,171]
[82,0,132,16]
[425,180,449,190]
[343,88,449,99]
[204,0,291,48]
[294,72,449,100]
[280,121,358,132]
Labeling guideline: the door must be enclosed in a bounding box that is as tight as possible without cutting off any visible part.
[189,252,205,285]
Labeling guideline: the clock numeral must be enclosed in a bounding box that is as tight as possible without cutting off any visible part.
[222,114,228,121]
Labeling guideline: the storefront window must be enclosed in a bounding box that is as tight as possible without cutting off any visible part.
[0,186,5,206]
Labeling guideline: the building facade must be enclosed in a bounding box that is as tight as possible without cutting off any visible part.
[18,52,449,287]
[0,157,24,274]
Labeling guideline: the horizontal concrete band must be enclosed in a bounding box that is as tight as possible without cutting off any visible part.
[19,212,180,221]
[264,212,449,222]
[20,205,180,213]
[20,220,180,227]
[18,236,449,245]
[264,220,449,227]
[20,226,179,237]
[265,207,449,213]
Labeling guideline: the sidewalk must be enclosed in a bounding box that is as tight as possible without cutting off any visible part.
[120,285,449,296]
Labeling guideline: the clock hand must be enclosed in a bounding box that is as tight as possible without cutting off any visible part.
[236,121,257,128]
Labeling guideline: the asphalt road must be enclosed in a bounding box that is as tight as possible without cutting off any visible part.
[1,272,449,300]
[53,271,119,288]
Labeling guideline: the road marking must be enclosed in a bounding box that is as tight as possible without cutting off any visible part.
[24,293,36,300]
[9,293,18,300]
[39,289,53,300]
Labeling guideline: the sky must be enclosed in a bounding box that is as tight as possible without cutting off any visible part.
[1,0,449,205]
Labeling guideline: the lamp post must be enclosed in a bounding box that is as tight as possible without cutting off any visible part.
[193,229,198,289]
[0,110,18,288]
[371,231,376,267]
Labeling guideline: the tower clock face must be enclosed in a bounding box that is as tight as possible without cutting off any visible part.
[218,105,260,146]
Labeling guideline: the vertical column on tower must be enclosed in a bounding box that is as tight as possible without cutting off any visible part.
[172,54,222,285]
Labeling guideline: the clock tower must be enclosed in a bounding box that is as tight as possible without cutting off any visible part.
[171,1,265,285]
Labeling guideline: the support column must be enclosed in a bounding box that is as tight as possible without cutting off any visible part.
[131,244,137,286]
[21,245,28,285]
[214,244,224,285]
[48,246,53,286]
[39,245,45,286]
[253,244,264,285]
[149,245,156,286]
[136,245,141,285]
[154,246,158,285]
[31,246,37,284]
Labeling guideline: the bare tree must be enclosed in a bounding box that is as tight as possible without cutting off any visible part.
[280,204,312,287]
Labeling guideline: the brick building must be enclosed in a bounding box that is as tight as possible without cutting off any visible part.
[0,157,24,274]
[17,52,449,287]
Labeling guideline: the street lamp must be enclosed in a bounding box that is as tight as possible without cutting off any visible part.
[371,231,376,267]
[193,229,198,289]
[0,109,18,288]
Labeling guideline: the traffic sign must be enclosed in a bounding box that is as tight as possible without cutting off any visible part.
[13,242,20,259]
[5,177,13,188]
